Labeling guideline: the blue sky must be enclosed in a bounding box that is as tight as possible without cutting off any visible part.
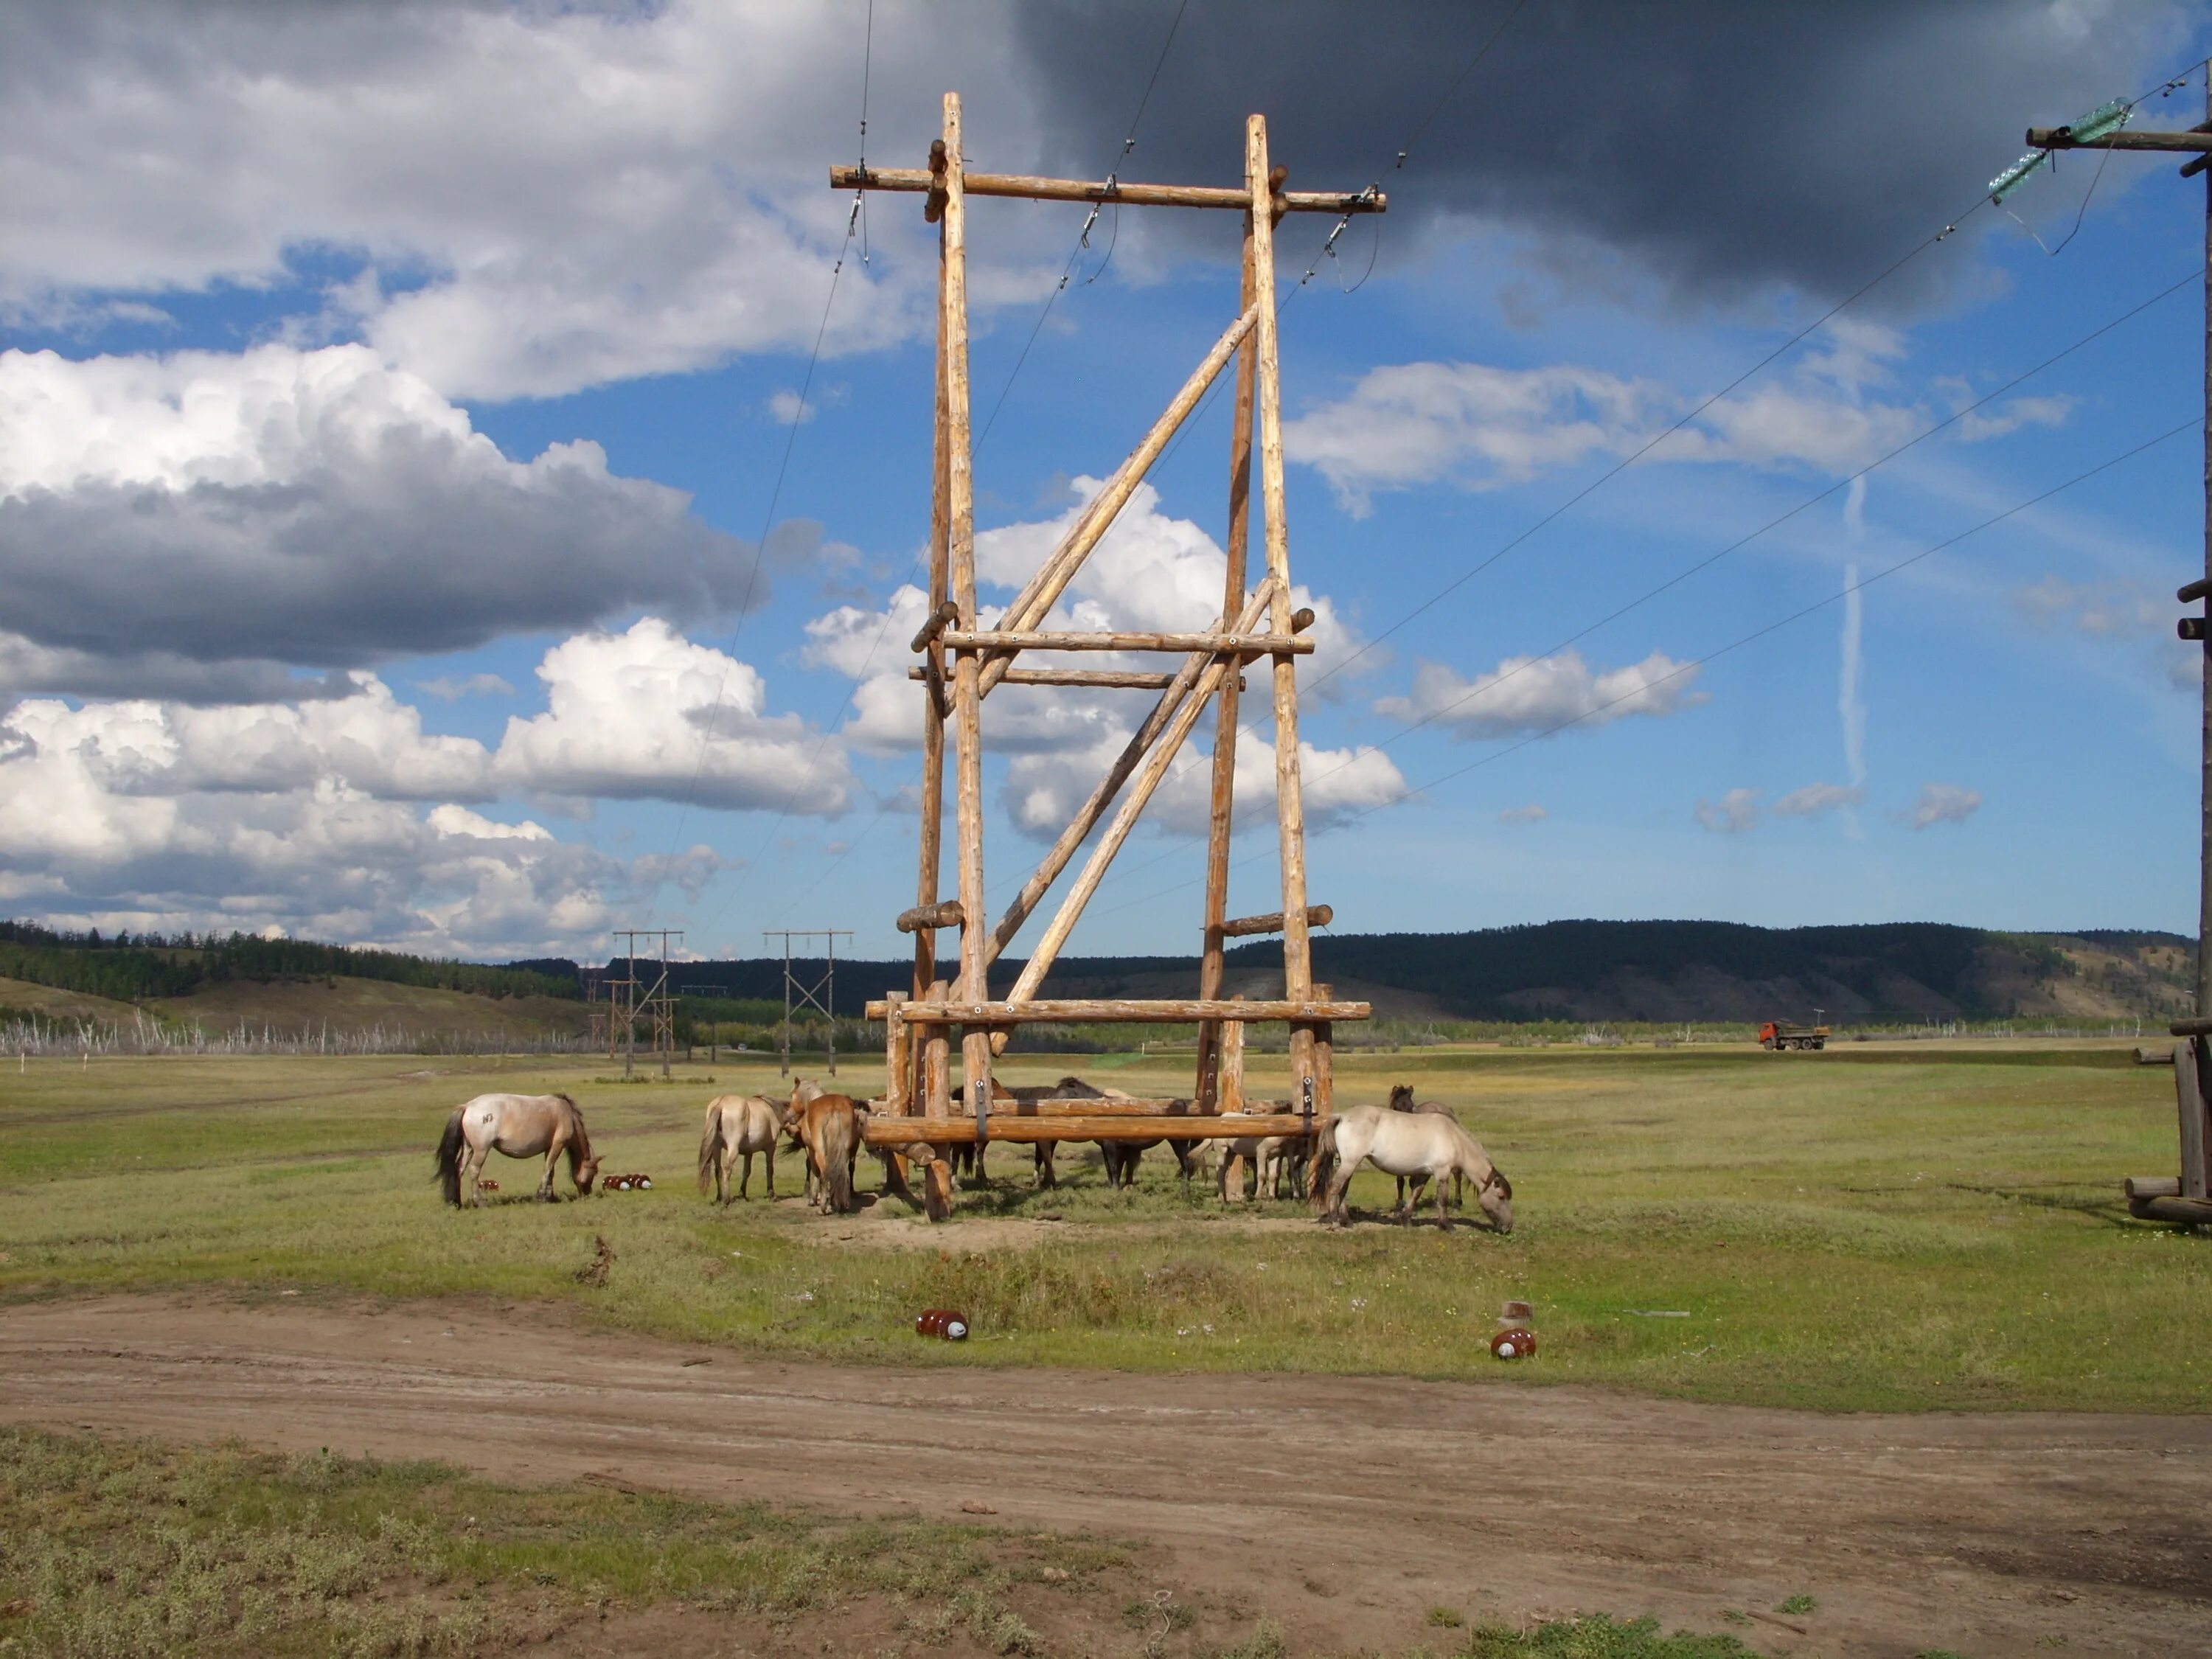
[1,1,2208,963]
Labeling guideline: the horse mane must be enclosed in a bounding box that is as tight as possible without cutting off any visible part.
[560,1096,592,1161]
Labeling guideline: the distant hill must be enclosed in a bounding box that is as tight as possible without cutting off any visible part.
[532,919,2196,1026]
[4,917,2188,1037]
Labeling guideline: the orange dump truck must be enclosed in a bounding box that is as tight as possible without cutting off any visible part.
[1759,1020,1830,1051]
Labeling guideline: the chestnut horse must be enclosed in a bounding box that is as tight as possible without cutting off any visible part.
[436,1092,598,1206]
[786,1082,866,1214]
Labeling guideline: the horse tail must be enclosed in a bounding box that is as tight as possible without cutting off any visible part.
[821,1102,855,1214]
[698,1102,726,1194]
[1310,1119,1340,1213]
[435,1108,465,1206]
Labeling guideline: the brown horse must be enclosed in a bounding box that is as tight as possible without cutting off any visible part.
[436,1092,598,1206]
[697,1093,788,1203]
[787,1082,865,1214]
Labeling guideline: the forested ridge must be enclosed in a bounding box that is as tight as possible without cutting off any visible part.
[0,922,577,1004]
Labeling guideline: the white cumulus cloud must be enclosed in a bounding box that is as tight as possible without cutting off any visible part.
[1374,648,1704,741]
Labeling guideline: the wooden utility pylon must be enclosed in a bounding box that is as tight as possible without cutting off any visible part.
[764,929,851,1077]
[2029,103,2212,1224]
[609,929,679,1081]
[838,96,1378,1218]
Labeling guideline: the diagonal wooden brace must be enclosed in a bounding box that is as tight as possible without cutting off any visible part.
[975,306,1257,696]
[987,577,1279,966]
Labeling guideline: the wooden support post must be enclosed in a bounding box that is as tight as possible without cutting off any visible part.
[2182,1037,2211,1200]
[922,975,953,1219]
[1220,998,1247,1111]
[1197,205,1259,1116]
[914,154,953,1018]
[939,92,992,1190]
[884,992,910,1114]
[1246,114,1318,1105]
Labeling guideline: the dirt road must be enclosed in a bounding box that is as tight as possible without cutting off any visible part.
[4,1294,2206,1655]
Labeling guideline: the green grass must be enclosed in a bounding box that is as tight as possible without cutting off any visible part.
[0,1425,1123,1657]
[2,1042,2208,1411]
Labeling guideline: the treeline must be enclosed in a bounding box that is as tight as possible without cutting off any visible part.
[0,920,577,1005]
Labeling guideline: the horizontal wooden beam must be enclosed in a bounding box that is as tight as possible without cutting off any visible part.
[2171,1017,2212,1037]
[911,667,1180,691]
[863,1113,1322,1146]
[2129,1194,2212,1225]
[832,164,1385,215]
[2026,126,2212,153]
[896,900,964,933]
[1217,902,1332,939]
[2124,1175,2183,1199]
[943,629,1312,655]
[860,997,1370,1023]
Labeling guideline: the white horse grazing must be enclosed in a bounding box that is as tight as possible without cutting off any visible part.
[436,1093,599,1207]
[1320,1105,1512,1232]
[697,1094,789,1203]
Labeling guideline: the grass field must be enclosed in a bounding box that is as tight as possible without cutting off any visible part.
[1,1041,2207,1413]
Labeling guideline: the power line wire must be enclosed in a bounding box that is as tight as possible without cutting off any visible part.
[1094,415,2200,920]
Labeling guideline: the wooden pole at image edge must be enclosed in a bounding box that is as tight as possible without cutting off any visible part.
[943,91,995,1183]
[1246,114,1319,1108]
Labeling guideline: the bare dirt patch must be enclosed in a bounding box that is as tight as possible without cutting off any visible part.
[3,1293,2206,1655]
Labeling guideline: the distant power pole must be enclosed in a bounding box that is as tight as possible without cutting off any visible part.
[690,984,728,1065]
[610,929,681,1080]
[763,929,852,1077]
[2022,96,2212,1217]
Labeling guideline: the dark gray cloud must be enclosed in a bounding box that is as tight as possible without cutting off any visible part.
[1009,1,2194,307]
[0,344,768,680]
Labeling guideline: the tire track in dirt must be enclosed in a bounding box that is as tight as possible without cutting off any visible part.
[3,1293,2206,1655]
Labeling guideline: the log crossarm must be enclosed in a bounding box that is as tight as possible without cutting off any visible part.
[2025,126,2212,153]
[832,165,1386,215]
[914,667,1180,690]
[863,998,1369,1023]
[945,629,1312,655]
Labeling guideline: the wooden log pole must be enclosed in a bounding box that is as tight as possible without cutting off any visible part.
[866,1113,1324,1146]
[922,975,953,1219]
[941,93,992,1179]
[2125,1175,2184,1199]
[947,628,1310,655]
[897,900,965,933]
[1217,903,1332,939]
[914,161,954,1016]
[2180,1036,2211,1200]
[865,996,1371,1024]
[1247,112,1319,1103]
[917,667,1180,691]
[2025,127,2212,153]
[1197,206,1259,1116]
[2129,1194,2212,1224]
[830,164,1388,214]
[884,992,911,1114]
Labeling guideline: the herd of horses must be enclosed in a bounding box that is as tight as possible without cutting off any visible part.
[434,1078,1512,1231]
